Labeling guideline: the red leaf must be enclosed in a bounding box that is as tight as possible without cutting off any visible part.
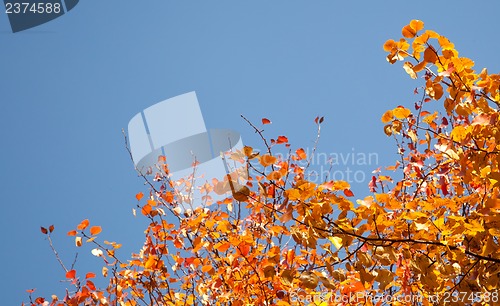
[40,227,48,235]
[85,272,96,279]
[343,189,354,197]
[86,280,96,291]
[369,176,377,192]
[276,136,288,144]
[439,176,449,196]
[49,225,54,233]
[66,270,76,279]
[319,116,324,123]
[262,118,271,125]
[34,297,45,304]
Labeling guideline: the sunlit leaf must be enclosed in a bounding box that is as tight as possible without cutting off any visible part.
[329,236,343,250]
[259,117,270,125]
[77,219,89,231]
[90,226,102,236]
[135,192,144,201]
[65,270,76,279]
[393,106,411,119]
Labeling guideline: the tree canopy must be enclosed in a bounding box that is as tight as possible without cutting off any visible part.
[27,20,500,306]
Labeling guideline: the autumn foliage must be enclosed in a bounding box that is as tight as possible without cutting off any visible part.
[27,20,500,305]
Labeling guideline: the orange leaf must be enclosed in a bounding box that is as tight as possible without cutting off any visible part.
[86,280,96,291]
[216,242,231,252]
[424,47,438,63]
[402,25,416,38]
[260,154,277,167]
[383,39,396,52]
[142,204,152,216]
[85,272,96,279]
[202,265,213,273]
[26,289,36,294]
[135,192,144,201]
[49,225,54,233]
[66,270,76,279]
[90,226,102,236]
[77,219,89,231]
[412,60,426,73]
[40,227,48,235]
[161,192,174,203]
[296,148,307,160]
[158,155,166,163]
[280,204,293,223]
[344,189,354,197]
[262,118,271,125]
[67,230,77,236]
[381,110,393,123]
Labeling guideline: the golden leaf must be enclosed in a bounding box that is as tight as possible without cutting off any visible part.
[381,110,393,123]
[329,236,343,250]
[393,107,411,119]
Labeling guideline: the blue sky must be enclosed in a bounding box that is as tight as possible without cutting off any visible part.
[1,1,500,304]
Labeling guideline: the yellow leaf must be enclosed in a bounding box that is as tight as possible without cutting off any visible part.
[410,20,424,32]
[451,125,468,142]
[145,256,156,269]
[329,236,343,250]
[489,228,500,237]
[393,107,411,119]
[422,111,438,124]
